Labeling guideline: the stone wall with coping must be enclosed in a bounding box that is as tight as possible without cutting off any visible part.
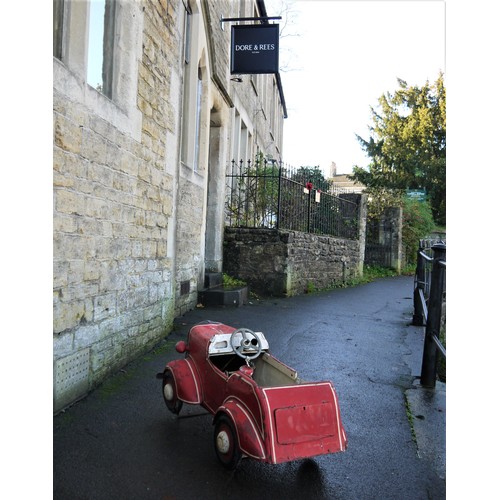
[223,228,364,297]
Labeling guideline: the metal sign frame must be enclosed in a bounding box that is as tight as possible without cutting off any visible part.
[230,23,280,75]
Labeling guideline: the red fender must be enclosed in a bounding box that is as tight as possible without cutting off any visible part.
[216,400,266,460]
[167,358,201,404]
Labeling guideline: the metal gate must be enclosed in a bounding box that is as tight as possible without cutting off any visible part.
[364,218,394,267]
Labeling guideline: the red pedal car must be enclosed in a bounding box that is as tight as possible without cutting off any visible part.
[158,321,347,469]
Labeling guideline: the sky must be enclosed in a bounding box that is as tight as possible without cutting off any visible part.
[87,0,106,89]
[266,0,446,175]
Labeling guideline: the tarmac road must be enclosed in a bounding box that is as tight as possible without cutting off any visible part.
[53,275,445,500]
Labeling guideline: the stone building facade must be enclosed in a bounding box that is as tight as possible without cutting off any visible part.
[53,0,286,412]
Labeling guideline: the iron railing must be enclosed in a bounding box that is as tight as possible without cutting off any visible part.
[225,159,360,239]
[413,240,446,388]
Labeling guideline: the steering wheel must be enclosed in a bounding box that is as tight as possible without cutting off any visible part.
[230,328,262,360]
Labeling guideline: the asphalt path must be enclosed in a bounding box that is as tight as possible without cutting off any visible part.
[53,275,445,499]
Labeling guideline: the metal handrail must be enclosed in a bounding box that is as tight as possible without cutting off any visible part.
[432,334,446,357]
[413,242,446,388]
[418,250,433,262]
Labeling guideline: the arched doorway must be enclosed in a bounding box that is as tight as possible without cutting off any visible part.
[204,104,228,274]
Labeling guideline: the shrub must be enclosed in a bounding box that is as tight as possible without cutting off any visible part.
[402,197,436,264]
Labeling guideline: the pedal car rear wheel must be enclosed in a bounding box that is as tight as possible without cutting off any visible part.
[162,370,183,414]
[214,415,242,469]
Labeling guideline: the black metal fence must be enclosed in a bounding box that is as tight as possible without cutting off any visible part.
[225,159,360,239]
[412,240,446,388]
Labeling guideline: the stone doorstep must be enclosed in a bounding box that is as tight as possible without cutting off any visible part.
[198,285,248,307]
[204,272,223,289]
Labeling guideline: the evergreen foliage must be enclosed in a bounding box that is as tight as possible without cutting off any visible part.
[351,73,446,225]
[293,166,331,192]
[402,197,436,264]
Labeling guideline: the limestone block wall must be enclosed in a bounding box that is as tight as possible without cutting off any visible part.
[223,228,363,297]
[285,231,362,294]
[53,1,183,412]
[205,0,231,84]
[173,169,207,316]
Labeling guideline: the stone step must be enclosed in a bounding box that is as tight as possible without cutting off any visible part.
[204,272,223,289]
[198,285,248,307]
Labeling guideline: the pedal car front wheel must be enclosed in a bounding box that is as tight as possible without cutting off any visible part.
[162,370,183,415]
[214,415,242,469]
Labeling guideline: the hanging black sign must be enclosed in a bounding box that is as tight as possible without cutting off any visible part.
[231,24,279,74]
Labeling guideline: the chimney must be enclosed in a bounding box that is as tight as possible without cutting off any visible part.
[330,161,337,177]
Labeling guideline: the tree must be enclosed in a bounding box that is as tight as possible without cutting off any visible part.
[225,154,280,228]
[351,73,446,225]
[292,166,330,192]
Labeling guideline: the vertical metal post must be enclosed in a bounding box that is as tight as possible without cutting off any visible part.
[307,190,312,233]
[276,162,282,230]
[420,243,446,388]
[412,244,426,326]
[229,159,236,226]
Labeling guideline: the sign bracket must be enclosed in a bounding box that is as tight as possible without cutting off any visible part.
[220,16,281,30]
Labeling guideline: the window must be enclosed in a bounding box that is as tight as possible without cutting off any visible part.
[270,80,276,138]
[231,110,251,164]
[180,2,209,172]
[53,0,142,140]
[232,111,241,161]
[250,74,258,94]
[53,0,65,59]
[181,2,193,165]
[239,0,246,17]
[262,74,268,117]
[253,3,259,21]
[183,2,192,64]
[87,0,116,97]
[194,67,203,172]
[240,122,248,162]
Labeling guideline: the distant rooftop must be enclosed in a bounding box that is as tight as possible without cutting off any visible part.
[327,162,366,194]
[330,175,365,194]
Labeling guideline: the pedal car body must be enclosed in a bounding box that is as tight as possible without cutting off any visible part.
[158,321,347,468]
